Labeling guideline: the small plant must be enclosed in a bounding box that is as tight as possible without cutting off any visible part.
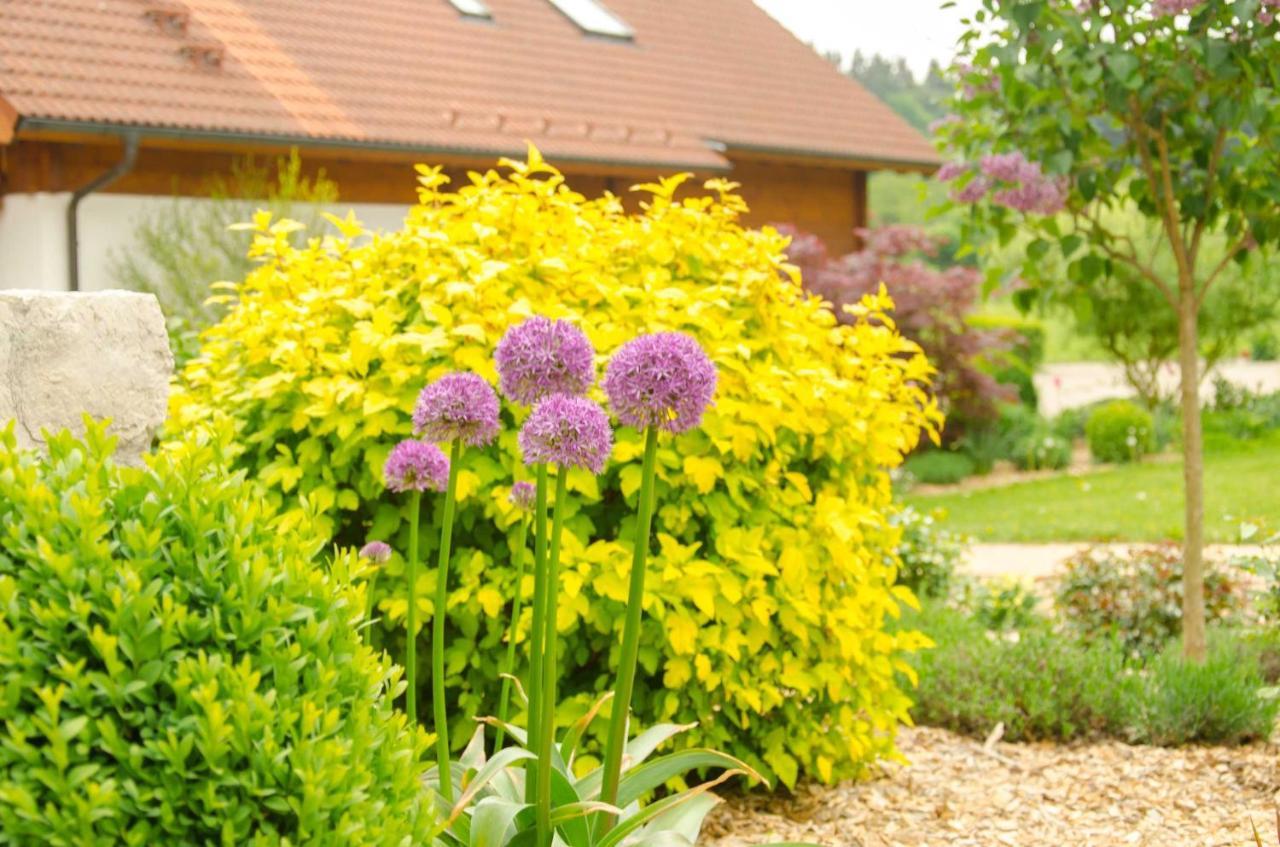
[954,577,1042,631]
[1012,422,1071,471]
[891,505,968,599]
[902,449,976,485]
[1085,400,1155,464]
[1055,545,1244,660]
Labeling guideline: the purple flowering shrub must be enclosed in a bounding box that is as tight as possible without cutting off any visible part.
[781,223,1013,437]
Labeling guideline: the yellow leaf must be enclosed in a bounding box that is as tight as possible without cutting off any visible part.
[681,455,723,495]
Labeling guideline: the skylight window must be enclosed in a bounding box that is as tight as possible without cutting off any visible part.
[446,0,491,18]
[545,0,633,39]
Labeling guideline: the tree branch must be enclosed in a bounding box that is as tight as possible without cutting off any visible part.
[1188,127,1226,268]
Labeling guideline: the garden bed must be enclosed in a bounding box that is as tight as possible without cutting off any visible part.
[705,725,1280,847]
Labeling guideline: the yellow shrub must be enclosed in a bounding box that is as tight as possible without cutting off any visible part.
[170,148,942,787]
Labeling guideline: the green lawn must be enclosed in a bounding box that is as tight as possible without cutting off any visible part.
[906,432,1280,543]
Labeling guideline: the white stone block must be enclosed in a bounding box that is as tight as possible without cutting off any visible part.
[0,290,173,463]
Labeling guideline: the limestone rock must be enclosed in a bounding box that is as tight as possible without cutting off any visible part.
[0,290,173,464]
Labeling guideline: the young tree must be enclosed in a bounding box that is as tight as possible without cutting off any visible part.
[938,0,1280,660]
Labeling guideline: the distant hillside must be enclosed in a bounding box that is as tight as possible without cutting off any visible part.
[846,52,952,134]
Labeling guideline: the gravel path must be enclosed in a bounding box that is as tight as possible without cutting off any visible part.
[704,726,1280,847]
[1035,360,1280,417]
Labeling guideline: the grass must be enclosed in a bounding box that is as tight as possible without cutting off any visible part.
[905,430,1280,543]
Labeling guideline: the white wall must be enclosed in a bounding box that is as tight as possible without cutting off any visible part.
[0,192,413,292]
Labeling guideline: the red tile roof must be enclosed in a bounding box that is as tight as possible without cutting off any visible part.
[0,0,940,171]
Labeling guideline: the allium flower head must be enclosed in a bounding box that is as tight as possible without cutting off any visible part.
[508,480,537,511]
[495,316,596,406]
[519,394,613,473]
[383,439,450,493]
[604,333,717,434]
[359,541,393,563]
[413,372,500,446]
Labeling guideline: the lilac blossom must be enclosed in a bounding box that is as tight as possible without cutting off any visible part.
[519,394,613,473]
[603,332,717,434]
[936,161,968,182]
[495,316,596,406]
[412,372,500,447]
[952,176,992,204]
[383,440,450,493]
[1153,0,1200,15]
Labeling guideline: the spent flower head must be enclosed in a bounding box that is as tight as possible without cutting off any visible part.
[603,332,717,434]
[359,540,393,563]
[413,372,500,446]
[508,480,537,511]
[383,439,450,493]
[519,393,613,473]
[495,316,596,405]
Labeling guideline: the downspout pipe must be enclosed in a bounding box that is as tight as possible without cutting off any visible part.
[66,131,139,291]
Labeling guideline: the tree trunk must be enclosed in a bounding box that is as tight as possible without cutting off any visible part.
[1177,294,1207,662]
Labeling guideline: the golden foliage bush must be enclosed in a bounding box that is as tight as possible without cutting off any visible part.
[170,148,941,786]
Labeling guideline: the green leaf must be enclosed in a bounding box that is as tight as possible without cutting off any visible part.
[616,748,764,810]
[469,798,527,847]
[575,723,695,799]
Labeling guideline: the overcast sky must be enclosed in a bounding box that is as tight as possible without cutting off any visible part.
[753,0,983,79]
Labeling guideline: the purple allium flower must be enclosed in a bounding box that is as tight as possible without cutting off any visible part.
[519,394,613,473]
[603,332,717,434]
[412,372,500,447]
[508,480,537,511]
[495,316,596,406]
[360,541,393,563]
[383,440,450,493]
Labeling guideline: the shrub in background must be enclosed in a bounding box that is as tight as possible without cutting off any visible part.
[169,151,942,787]
[907,603,1128,742]
[891,505,968,599]
[968,313,1046,409]
[1055,545,1243,660]
[905,602,1278,746]
[781,223,1011,440]
[0,422,432,844]
[1085,399,1154,464]
[901,449,975,486]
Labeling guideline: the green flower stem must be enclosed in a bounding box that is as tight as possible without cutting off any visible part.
[432,439,463,804]
[597,426,660,830]
[405,490,422,725]
[494,517,530,750]
[535,467,570,847]
[525,464,550,805]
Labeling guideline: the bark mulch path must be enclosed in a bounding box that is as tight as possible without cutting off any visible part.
[704,726,1280,847]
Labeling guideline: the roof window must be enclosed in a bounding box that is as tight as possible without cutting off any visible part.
[446,0,492,19]
[545,0,633,40]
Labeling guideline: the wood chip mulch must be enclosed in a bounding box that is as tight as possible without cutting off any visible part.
[704,726,1280,847]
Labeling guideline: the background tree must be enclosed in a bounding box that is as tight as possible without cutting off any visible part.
[111,149,338,359]
[938,0,1280,660]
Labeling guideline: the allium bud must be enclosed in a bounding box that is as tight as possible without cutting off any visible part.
[412,372,500,447]
[495,316,595,406]
[383,440,450,493]
[359,541,393,563]
[519,394,613,473]
[509,480,537,511]
[604,333,717,434]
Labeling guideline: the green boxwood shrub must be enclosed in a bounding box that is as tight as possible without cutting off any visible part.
[0,422,433,845]
[1085,399,1155,463]
[902,450,976,485]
